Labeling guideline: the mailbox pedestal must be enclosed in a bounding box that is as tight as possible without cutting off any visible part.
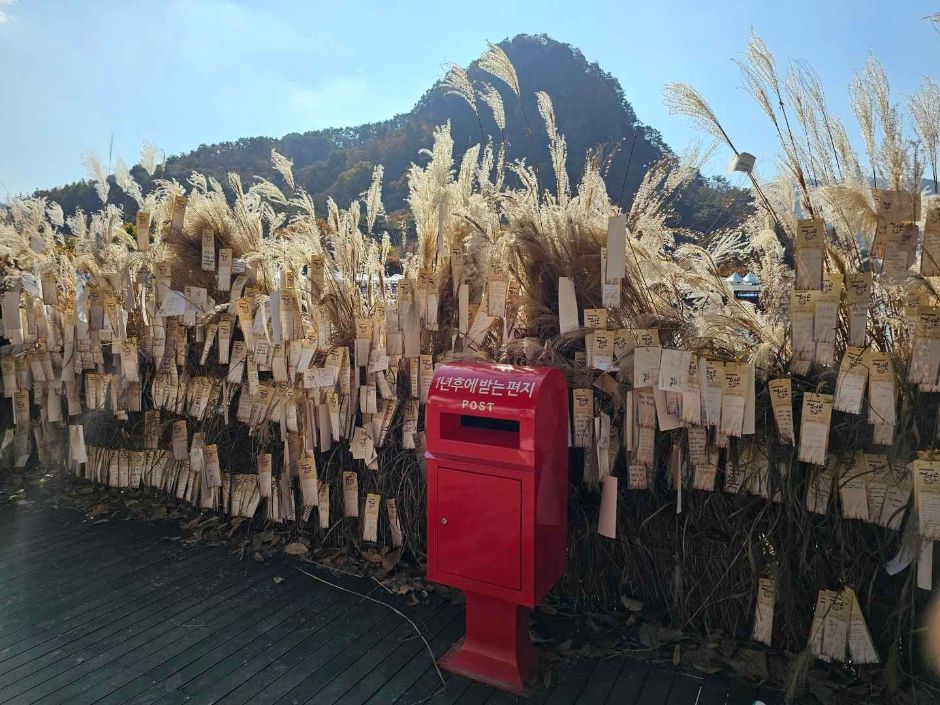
[426,362,569,694]
[440,593,537,690]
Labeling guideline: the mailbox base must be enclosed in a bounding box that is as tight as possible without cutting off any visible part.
[439,592,537,695]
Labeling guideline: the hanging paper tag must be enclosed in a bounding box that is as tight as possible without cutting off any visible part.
[136,211,152,252]
[795,218,824,290]
[217,249,232,291]
[798,393,833,466]
[299,455,318,507]
[752,577,775,646]
[343,471,359,517]
[363,493,381,542]
[201,229,215,271]
[558,277,578,334]
[767,378,794,444]
[572,389,593,447]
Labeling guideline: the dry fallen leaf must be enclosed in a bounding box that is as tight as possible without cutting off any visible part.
[284,542,309,556]
[621,596,644,612]
[382,548,402,573]
[726,648,768,681]
[688,648,723,674]
[362,550,384,564]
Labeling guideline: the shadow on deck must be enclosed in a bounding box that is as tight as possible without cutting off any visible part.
[0,508,780,705]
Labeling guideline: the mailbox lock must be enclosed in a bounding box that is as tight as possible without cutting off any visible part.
[441,517,448,525]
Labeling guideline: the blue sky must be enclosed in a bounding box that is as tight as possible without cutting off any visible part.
[0,0,938,198]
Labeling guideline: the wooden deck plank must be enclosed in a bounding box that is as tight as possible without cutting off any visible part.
[136,582,356,705]
[0,539,190,626]
[43,563,323,705]
[667,673,704,705]
[169,579,349,698]
[0,558,284,704]
[604,659,650,705]
[0,512,171,565]
[0,540,228,626]
[0,564,216,686]
[633,669,674,705]
[311,602,458,705]
[482,677,553,705]
[0,509,144,553]
[0,551,231,672]
[0,553,225,648]
[696,677,730,705]
[725,679,758,705]
[0,530,160,597]
[541,659,595,705]
[265,597,446,705]
[4,544,189,616]
[0,509,88,547]
[0,521,105,569]
[453,682,495,705]
[38,562,303,705]
[0,510,776,705]
[368,613,469,705]
[110,583,322,705]
[420,674,474,705]
[755,685,783,704]
[0,548,230,658]
[0,533,191,605]
[212,599,391,705]
[573,658,624,705]
[70,569,330,705]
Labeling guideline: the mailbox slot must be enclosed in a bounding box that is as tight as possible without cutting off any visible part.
[439,412,520,449]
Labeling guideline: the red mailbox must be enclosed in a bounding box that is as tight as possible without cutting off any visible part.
[426,361,569,694]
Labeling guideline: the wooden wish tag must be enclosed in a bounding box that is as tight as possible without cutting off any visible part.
[201,229,215,272]
[362,493,381,542]
[752,576,775,647]
[795,218,824,290]
[342,470,359,517]
[798,393,833,466]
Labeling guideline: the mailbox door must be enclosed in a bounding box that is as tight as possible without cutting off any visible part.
[436,466,522,591]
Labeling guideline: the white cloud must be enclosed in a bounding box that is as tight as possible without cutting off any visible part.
[0,0,14,24]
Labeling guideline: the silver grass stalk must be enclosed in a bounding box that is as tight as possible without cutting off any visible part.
[82,152,111,205]
[271,149,296,192]
[477,42,520,97]
[478,82,506,132]
[908,77,940,194]
[536,91,569,204]
[365,164,384,233]
[663,83,737,152]
[139,141,159,177]
[442,64,478,114]
[114,158,143,206]
[850,72,879,182]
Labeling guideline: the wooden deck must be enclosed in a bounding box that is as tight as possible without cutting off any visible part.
[0,508,779,705]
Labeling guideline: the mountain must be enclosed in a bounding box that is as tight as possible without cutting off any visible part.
[36,34,749,234]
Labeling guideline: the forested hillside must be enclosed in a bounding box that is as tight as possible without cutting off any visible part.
[37,34,750,236]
